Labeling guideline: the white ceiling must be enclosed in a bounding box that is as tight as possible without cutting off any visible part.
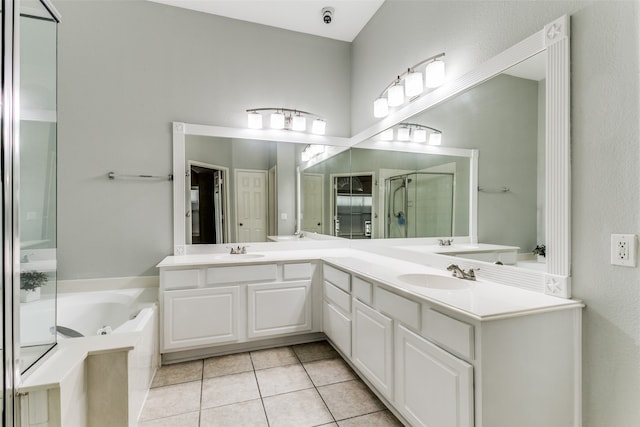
[148,0,386,42]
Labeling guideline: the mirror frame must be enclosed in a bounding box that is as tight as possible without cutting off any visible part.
[172,15,570,296]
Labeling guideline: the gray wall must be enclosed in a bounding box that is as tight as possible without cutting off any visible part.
[56,0,351,279]
[353,2,640,426]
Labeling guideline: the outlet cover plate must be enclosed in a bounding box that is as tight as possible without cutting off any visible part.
[611,234,637,267]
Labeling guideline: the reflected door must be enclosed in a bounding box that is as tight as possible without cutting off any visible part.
[236,170,267,242]
[190,164,227,244]
[302,174,323,233]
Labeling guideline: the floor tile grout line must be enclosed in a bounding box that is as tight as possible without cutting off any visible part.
[249,349,272,427]
[295,345,339,425]
[198,359,204,427]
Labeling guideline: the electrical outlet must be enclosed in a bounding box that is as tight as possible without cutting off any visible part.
[611,234,637,267]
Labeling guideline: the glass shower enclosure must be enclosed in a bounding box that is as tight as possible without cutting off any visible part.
[385,172,455,238]
[1,1,59,425]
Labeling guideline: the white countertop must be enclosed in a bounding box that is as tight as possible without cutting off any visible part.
[157,248,583,321]
[395,243,520,255]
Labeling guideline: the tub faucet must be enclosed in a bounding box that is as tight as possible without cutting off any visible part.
[446,264,478,281]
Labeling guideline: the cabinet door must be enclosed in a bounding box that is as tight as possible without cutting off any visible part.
[396,324,473,427]
[162,286,240,351]
[323,301,351,357]
[352,299,394,400]
[247,281,312,339]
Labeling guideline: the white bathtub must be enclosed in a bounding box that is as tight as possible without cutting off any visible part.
[19,285,160,426]
[57,288,151,337]
[21,288,156,345]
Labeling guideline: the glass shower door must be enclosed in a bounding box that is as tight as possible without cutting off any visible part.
[18,0,59,373]
[385,176,408,238]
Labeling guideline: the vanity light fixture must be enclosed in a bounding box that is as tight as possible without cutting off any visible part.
[246,108,326,135]
[247,111,263,129]
[270,112,285,129]
[428,132,442,145]
[373,52,446,118]
[291,114,306,131]
[378,123,442,145]
[396,126,411,141]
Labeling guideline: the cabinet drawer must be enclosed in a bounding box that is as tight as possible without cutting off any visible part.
[283,262,313,280]
[374,287,420,330]
[206,264,277,285]
[324,281,351,313]
[422,309,474,360]
[323,264,351,292]
[352,276,372,304]
[323,301,351,357]
[161,269,200,290]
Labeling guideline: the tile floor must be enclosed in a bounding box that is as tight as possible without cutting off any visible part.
[140,341,404,427]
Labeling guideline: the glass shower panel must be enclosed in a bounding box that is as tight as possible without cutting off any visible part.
[18,6,58,373]
[385,173,454,238]
[409,173,454,237]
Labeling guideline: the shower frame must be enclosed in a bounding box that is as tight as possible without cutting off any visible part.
[385,172,456,239]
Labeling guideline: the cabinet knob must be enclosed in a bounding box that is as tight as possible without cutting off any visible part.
[239,223,243,226]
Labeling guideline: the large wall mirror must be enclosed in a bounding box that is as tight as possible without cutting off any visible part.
[172,16,570,296]
[172,123,351,253]
[326,51,544,254]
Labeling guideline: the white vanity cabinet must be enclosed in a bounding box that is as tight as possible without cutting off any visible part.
[321,261,582,427]
[396,324,473,427]
[163,286,240,350]
[159,261,318,354]
[247,280,312,339]
[351,298,394,401]
[322,264,352,356]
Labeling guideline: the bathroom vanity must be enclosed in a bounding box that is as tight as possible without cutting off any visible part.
[157,247,582,427]
[160,14,576,427]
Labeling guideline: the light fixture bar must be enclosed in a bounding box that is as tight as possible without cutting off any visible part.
[246,107,326,135]
[390,122,442,145]
[373,52,446,118]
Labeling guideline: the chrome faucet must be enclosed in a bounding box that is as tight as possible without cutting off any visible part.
[446,264,479,281]
[229,246,247,254]
[438,238,453,246]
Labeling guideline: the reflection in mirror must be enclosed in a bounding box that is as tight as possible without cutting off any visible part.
[405,52,546,256]
[301,148,350,237]
[19,3,58,373]
[184,135,302,244]
[302,148,471,240]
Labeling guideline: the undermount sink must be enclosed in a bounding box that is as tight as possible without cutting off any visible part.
[397,273,472,290]
[212,254,265,260]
